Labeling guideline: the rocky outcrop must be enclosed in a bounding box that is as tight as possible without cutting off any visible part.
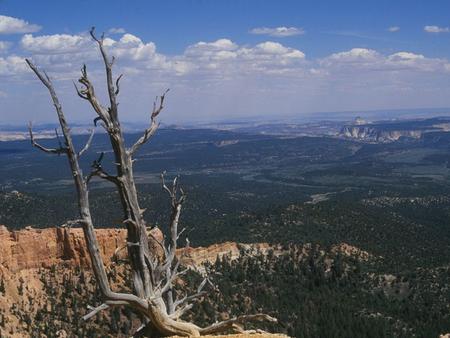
[0,225,370,273]
[339,117,450,142]
[0,226,273,273]
[0,226,291,337]
[0,225,164,272]
[340,125,423,142]
[180,242,274,269]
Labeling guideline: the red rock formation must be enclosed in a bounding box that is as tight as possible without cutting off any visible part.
[0,226,255,274]
[0,225,370,273]
[0,225,129,272]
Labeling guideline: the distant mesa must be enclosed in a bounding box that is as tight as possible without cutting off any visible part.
[339,116,450,142]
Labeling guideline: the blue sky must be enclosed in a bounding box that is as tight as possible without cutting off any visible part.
[1,0,450,124]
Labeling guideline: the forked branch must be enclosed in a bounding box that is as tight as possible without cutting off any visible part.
[27,32,278,337]
[76,64,111,128]
[86,152,119,185]
[129,89,169,155]
[90,27,119,121]
[28,123,67,155]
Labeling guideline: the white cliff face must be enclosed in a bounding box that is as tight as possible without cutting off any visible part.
[340,126,425,142]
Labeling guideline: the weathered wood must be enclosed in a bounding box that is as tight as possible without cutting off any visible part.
[27,28,277,337]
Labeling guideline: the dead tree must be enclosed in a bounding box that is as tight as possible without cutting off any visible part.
[26,27,277,337]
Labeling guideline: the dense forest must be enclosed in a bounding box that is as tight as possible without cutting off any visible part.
[1,245,449,337]
[1,129,450,337]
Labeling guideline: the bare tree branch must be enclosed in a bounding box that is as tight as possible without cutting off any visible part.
[83,303,110,321]
[83,300,129,321]
[115,74,123,95]
[28,35,278,337]
[28,122,67,155]
[86,152,119,185]
[77,64,111,127]
[27,59,151,320]
[90,27,119,121]
[173,277,213,310]
[78,128,95,157]
[169,303,194,320]
[128,89,169,155]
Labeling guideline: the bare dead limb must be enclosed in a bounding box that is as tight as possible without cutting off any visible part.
[27,32,277,337]
[26,58,151,324]
[28,122,67,155]
[83,300,130,321]
[76,64,112,129]
[78,128,95,157]
[90,27,119,122]
[115,74,123,95]
[86,152,119,185]
[173,277,213,310]
[129,89,169,155]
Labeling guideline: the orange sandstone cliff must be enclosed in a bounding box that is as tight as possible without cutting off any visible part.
[0,225,284,337]
[0,225,272,273]
[0,225,128,272]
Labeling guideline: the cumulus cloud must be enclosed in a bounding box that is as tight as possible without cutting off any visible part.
[3,30,450,123]
[21,33,92,54]
[424,25,450,33]
[9,31,450,81]
[388,52,425,61]
[0,55,29,76]
[108,27,126,34]
[7,30,450,80]
[0,15,41,34]
[180,38,306,76]
[184,39,238,68]
[112,33,158,60]
[250,26,305,37]
[327,48,380,62]
[16,32,170,76]
[388,26,400,32]
[186,39,238,53]
[320,48,450,77]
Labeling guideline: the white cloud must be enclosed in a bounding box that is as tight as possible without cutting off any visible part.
[8,30,450,80]
[327,48,380,62]
[16,32,169,76]
[424,25,450,33]
[388,26,400,32]
[21,33,92,54]
[108,27,126,34]
[318,47,450,81]
[1,29,450,124]
[181,39,306,76]
[186,39,238,55]
[250,26,305,37]
[109,34,165,66]
[254,41,291,54]
[0,55,28,76]
[0,15,41,34]
[388,52,424,61]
